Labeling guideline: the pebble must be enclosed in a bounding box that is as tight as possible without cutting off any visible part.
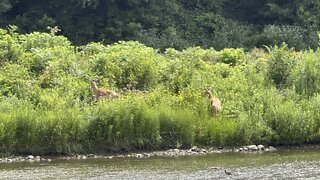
[27,155,34,160]
[257,145,265,151]
[135,154,144,158]
[246,145,258,151]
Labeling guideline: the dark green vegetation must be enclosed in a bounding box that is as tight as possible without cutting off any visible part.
[0,0,320,51]
[1,28,320,155]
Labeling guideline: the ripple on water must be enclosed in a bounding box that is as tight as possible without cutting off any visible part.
[0,149,320,179]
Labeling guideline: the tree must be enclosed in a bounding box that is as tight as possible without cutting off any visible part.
[0,0,319,50]
[0,0,18,13]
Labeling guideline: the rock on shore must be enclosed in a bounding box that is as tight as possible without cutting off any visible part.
[93,145,276,159]
[0,155,51,163]
[0,145,277,163]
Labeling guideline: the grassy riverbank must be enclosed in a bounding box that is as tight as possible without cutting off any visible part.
[1,27,320,155]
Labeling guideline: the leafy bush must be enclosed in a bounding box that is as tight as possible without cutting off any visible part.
[219,48,245,65]
[91,41,160,89]
[290,50,320,97]
[265,44,300,88]
[0,63,33,98]
[20,32,71,51]
[0,26,23,63]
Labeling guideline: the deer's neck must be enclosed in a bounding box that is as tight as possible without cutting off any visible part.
[91,83,99,91]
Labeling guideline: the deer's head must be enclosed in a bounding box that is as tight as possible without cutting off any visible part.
[204,87,213,96]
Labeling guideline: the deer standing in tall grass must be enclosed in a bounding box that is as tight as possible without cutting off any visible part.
[205,87,222,115]
[121,81,139,93]
[90,80,120,100]
[121,81,149,94]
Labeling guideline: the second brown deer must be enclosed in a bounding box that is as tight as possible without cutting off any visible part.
[205,87,222,115]
[91,80,120,100]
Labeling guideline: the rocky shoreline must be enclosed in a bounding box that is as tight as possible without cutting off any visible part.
[0,144,277,163]
[0,155,52,163]
[122,144,276,159]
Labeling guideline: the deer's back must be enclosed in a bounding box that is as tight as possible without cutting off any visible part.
[95,88,119,98]
[211,96,222,112]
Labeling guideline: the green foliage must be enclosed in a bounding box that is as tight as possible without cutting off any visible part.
[0,63,32,98]
[258,25,309,50]
[37,108,86,154]
[0,96,88,154]
[0,26,23,63]
[236,112,274,145]
[20,31,71,51]
[159,107,196,148]
[290,50,320,97]
[266,44,300,88]
[91,41,160,89]
[219,48,245,65]
[265,99,315,145]
[136,27,191,51]
[87,97,161,151]
[1,29,320,155]
[1,0,319,50]
[308,95,320,142]
[197,117,236,146]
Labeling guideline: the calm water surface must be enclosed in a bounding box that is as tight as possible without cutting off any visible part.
[1,147,320,179]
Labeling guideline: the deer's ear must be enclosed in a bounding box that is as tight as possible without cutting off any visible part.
[205,86,211,91]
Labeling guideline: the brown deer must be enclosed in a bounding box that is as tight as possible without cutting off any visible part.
[90,80,120,100]
[205,87,222,115]
[121,81,140,93]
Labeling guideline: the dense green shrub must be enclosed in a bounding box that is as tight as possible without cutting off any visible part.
[265,44,300,88]
[0,63,33,98]
[219,48,245,65]
[0,26,23,63]
[290,50,320,97]
[91,41,161,89]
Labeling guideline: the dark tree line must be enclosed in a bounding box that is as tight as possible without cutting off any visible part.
[1,0,319,50]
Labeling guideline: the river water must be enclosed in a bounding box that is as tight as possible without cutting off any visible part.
[0,147,320,179]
